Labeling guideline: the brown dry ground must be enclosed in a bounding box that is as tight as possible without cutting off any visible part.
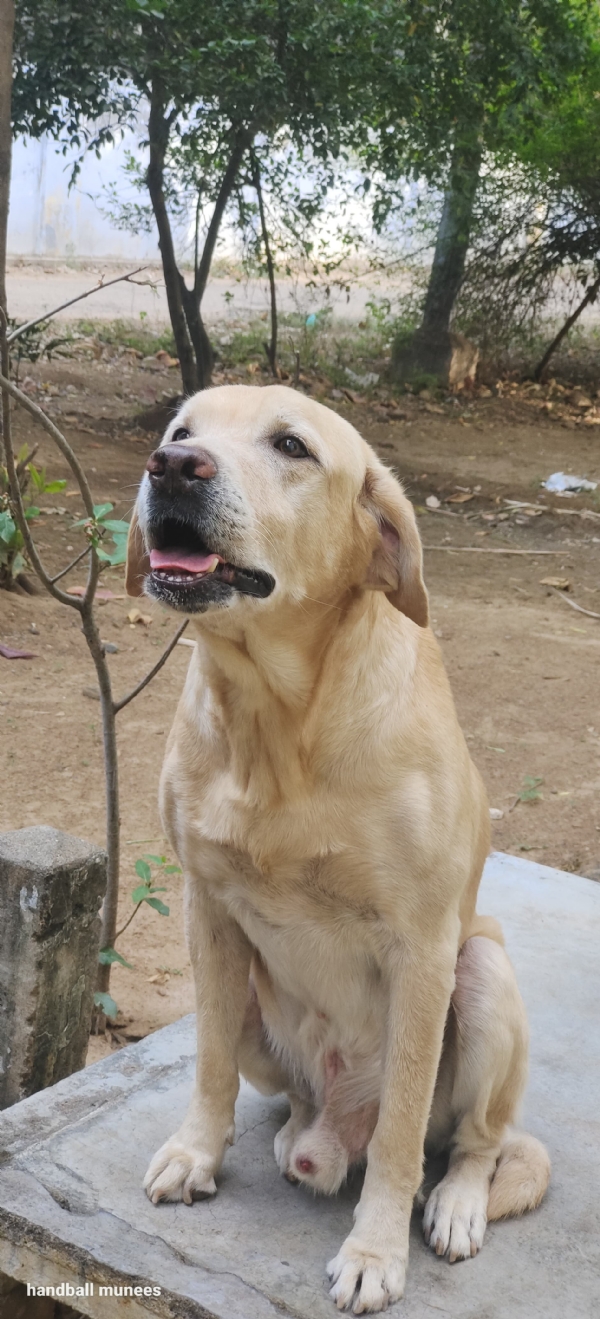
[1,354,599,1063]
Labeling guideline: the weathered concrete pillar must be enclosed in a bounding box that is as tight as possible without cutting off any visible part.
[0,827,106,1109]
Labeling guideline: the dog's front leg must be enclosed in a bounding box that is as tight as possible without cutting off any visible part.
[144,882,252,1205]
[328,930,457,1313]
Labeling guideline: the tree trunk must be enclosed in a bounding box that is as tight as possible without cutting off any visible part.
[179,277,214,391]
[0,0,13,317]
[0,0,14,465]
[251,150,278,376]
[391,125,482,385]
[180,136,249,390]
[146,84,198,395]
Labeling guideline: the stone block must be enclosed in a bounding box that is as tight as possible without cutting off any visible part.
[0,827,106,1108]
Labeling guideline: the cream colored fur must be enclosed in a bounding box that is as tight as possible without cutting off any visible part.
[126,385,550,1314]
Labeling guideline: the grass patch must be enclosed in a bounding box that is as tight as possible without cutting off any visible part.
[74,316,177,358]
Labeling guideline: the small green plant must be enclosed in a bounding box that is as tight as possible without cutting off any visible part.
[94,855,181,1021]
[71,503,130,566]
[518,775,544,804]
[0,451,67,589]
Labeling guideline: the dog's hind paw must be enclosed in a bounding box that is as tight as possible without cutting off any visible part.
[143,1139,219,1205]
[423,1175,487,1262]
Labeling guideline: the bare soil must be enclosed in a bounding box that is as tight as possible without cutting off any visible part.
[1,354,599,1063]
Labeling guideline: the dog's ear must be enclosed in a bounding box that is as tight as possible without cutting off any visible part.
[125,507,150,598]
[361,464,429,627]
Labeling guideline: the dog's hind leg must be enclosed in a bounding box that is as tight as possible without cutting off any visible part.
[236,974,316,1178]
[423,935,550,1263]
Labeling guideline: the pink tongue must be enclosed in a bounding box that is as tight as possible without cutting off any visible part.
[149,548,223,574]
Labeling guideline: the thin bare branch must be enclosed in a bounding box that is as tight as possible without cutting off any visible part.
[113,620,189,714]
[6,267,154,344]
[114,901,144,942]
[533,272,600,381]
[0,368,95,517]
[50,544,91,584]
[1,325,86,607]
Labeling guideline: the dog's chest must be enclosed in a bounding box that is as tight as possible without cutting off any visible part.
[205,846,387,1026]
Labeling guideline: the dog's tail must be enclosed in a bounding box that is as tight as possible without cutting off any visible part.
[487,1128,551,1221]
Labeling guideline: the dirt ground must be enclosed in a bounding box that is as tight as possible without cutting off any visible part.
[1,351,599,1063]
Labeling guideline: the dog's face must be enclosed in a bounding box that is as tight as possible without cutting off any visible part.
[126,385,428,628]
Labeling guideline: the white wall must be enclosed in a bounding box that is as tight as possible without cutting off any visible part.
[8,134,160,261]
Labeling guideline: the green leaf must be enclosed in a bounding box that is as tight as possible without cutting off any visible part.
[24,506,40,519]
[145,897,170,916]
[44,479,67,493]
[101,519,130,533]
[163,865,182,874]
[135,858,152,882]
[12,552,27,576]
[132,883,151,903]
[93,991,118,1019]
[28,464,44,491]
[99,947,134,969]
[93,503,114,521]
[0,511,16,541]
[143,854,167,864]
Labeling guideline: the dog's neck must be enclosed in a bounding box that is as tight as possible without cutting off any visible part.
[188,590,378,803]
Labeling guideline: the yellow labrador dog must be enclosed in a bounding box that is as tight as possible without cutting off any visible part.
[126,385,549,1314]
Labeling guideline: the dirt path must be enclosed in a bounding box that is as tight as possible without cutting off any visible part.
[1,356,599,1061]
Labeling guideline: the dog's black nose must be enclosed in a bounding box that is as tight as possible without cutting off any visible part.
[146,444,218,495]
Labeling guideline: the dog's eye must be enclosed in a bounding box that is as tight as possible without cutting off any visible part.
[274,434,310,459]
[172,427,190,443]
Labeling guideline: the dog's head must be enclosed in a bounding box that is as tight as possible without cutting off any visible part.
[126,385,428,628]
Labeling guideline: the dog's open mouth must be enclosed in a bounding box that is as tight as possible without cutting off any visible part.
[146,518,275,610]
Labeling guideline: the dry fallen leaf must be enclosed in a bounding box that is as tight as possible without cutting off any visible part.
[0,643,37,660]
[446,492,474,504]
[127,608,153,626]
[540,577,570,590]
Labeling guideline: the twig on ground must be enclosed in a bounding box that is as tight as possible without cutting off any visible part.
[421,545,563,555]
[6,268,153,344]
[553,589,600,620]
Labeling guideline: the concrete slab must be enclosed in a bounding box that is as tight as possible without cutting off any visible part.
[0,852,598,1319]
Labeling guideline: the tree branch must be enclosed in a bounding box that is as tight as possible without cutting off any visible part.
[195,134,249,300]
[50,544,91,584]
[0,368,95,514]
[0,356,99,612]
[250,149,279,377]
[6,268,153,344]
[113,620,189,714]
[533,272,600,381]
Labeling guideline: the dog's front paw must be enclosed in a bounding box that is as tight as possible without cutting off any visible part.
[327,1236,406,1314]
[143,1138,223,1205]
[423,1176,487,1262]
